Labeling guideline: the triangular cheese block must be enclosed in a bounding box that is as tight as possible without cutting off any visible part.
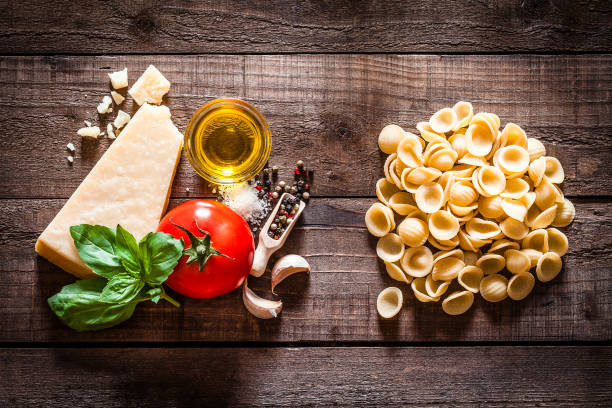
[36,103,183,279]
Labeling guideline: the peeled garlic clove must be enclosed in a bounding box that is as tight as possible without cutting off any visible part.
[243,281,282,319]
[271,254,311,293]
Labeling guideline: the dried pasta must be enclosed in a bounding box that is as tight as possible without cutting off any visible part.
[369,102,573,317]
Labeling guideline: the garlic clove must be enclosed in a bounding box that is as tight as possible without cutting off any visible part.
[243,280,282,319]
[271,254,311,293]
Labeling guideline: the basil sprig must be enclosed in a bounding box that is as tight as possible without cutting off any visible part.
[48,224,184,332]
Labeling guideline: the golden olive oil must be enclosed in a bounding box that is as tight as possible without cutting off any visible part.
[185,99,271,184]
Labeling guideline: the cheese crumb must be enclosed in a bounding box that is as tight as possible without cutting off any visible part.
[114,110,131,129]
[218,183,270,225]
[107,123,116,139]
[66,142,75,152]
[67,156,74,164]
[108,68,128,89]
[77,126,101,138]
[97,95,113,114]
[128,65,170,106]
[111,91,125,105]
[84,120,92,127]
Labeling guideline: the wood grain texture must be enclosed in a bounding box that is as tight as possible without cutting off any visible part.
[1,0,611,54]
[2,347,611,407]
[1,198,610,342]
[0,55,610,198]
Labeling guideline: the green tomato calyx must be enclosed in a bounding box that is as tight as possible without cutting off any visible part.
[171,222,232,272]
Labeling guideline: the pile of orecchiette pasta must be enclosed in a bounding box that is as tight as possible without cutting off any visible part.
[368,101,575,318]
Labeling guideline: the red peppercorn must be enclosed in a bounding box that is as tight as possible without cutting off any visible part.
[267,192,274,199]
[256,185,262,191]
[294,167,301,175]
[304,184,310,191]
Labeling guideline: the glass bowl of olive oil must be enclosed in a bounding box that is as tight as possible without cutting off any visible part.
[184,98,272,184]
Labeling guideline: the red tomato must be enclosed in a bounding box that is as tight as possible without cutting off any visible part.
[157,199,254,299]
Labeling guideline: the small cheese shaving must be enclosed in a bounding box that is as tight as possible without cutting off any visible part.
[97,95,113,114]
[111,91,125,105]
[108,68,128,89]
[107,123,116,139]
[114,110,131,129]
[84,120,92,127]
[66,142,75,152]
[218,183,270,225]
[66,156,74,164]
[77,126,100,138]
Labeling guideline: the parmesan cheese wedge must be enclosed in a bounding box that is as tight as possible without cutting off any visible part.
[128,65,170,106]
[36,103,183,279]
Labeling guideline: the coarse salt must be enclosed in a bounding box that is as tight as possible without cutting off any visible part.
[218,182,270,225]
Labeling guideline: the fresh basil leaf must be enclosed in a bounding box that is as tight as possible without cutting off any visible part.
[70,224,123,279]
[115,224,141,277]
[146,286,163,303]
[139,232,184,285]
[99,273,144,304]
[47,278,143,332]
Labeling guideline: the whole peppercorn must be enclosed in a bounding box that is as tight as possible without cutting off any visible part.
[280,204,286,211]
[297,180,305,187]
[265,179,271,187]
[290,186,298,194]
[302,192,310,200]
[279,181,286,188]
[304,184,310,191]
[275,185,282,193]
[292,181,297,186]
[272,165,279,174]
[284,185,291,193]
[272,191,279,199]
[270,223,278,231]
[297,160,304,168]
[296,193,302,200]
[279,215,287,225]
[290,209,296,215]
[263,168,270,176]
[297,186,304,193]
[268,231,275,238]
[274,218,280,224]
[294,167,301,175]
[293,203,300,211]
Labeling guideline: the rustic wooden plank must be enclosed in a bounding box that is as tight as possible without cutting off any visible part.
[2,347,611,407]
[0,55,610,198]
[1,198,609,342]
[1,1,610,54]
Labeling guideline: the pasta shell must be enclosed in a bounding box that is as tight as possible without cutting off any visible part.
[389,159,403,189]
[415,182,444,213]
[378,124,405,154]
[527,138,546,162]
[500,217,529,240]
[428,210,460,240]
[432,248,464,262]
[507,272,535,301]
[400,168,420,193]
[397,134,424,168]
[383,153,397,183]
[536,252,562,282]
[463,251,481,266]
[546,227,569,256]
[432,256,465,281]
[458,265,484,293]
[397,217,428,247]
[500,178,530,199]
[528,156,546,187]
[478,196,505,219]
[365,203,394,237]
[452,101,473,130]
[389,192,418,215]
[552,198,575,227]
[522,229,549,253]
[442,290,474,315]
[504,249,531,274]
[479,274,509,302]
[427,148,458,172]
[450,181,478,206]
[544,156,565,184]
[495,145,530,175]
[488,238,520,254]
[475,166,506,197]
[448,202,478,217]
[376,233,405,263]
[476,253,505,275]
[521,248,542,268]
[430,107,457,134]
[448,132,467,157]
[428,234,460,251]
[411,277,439,302]
[425,274,450,298]
[535,179,563,210]
[401,246,434,278]
[405,166,442,185]
[501,197,527,222]
[481,112,500,130]
[447,164,476,178]
[458,153,489,167]
[520,191,537,210]
[524,204,540,228]
[500,123,527,149]
[465,218,501,240]
[416,121,446,143]
[465,114,497,157]
[385,261,412,284]
[531,204,557,229]
[407,208,428,222]
[458,229,491,251]
[376,287,403,318]
[376,178,400,206]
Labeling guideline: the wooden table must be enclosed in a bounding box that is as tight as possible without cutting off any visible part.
[1,1,611,406]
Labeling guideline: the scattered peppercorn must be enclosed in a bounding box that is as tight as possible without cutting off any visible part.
[270,223,277,231]
[263,168,270,176]
[279,181,286,188]
[290,186,298,194]
[272,166,279,173]
[272,191,279,199]
[302,192,310,200]
[297,160,304,168]
[284,185,291,193]
[294,167,301,175]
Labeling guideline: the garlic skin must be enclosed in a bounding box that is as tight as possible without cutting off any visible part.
[271,254,311,293]
[243,281,282,319]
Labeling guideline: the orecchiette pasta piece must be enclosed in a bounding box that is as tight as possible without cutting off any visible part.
[499,217,529,241]
[416,121,446,143]
[428,210,460,241]
[544,156,565,184]
[521,248,542,268]
[447,164,476,178]
[401,246,434,278]
[427,147,458,172]
[463,251,480,266]
[528,156,546,187]
[383,153,397,183]
[430,107,458,134]
[432,256,465,281]
[411,277,439,302]
[501,197,527,222]
[397,217,429,247]
[495,145,530,175]
[546,227,569,256]
[458,229,491,252]
[424,139,451,161]
[384,261,412,284]
[476,253,505,275]
[480,112,500,131]
[499,123,527,149]
[448,202,478,218]
[397,133,424,168]
[442,290,475,315]
[465,217,501,240]
[522,229,549,253]
[536,252,563,282]
[425,274,451,298]
[507,272,535,301]
[519,191,536,210]
[501,178,530,199]
[376,233,405,263]
[365,203,394,237]
[378,124,405,154]
[478,195,505,219]
[405,166,442,185]
[376,178,400,207]
[527,138,546,162]
[531,204,557,229]
[428,234,460,251]
[450,181,478,206]
[535,178,563,210]
[479,274,509,302]
[452,101,473,131]
[415,182,444,213]
[475,166,506,197]
[400,168,420,193]
[389,159,403,189]
[458,153,489,167]
[504,249,531,274]
[525,204,540,228]
[458,265,484,293]
[376,287,403,318]
[432,248,464,262]
[488,238,520,254]
[389,192,418,216]
[552,198,575,227]
[465,120,496,157]
[448,133,468,157]
[407,208,428,222]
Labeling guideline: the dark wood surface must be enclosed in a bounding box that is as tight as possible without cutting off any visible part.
[1,0,611,406]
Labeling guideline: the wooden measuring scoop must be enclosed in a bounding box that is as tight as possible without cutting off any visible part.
[250,193,306,277]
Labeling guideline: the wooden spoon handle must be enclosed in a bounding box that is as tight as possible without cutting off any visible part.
[250,242,274,277]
